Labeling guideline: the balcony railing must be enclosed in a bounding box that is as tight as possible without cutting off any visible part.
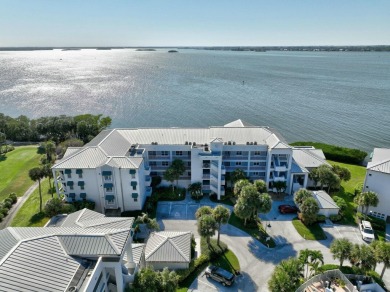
[148,155,170,160]
[221,165,226,175]
[222,155,249,160]
[203,163,210,169]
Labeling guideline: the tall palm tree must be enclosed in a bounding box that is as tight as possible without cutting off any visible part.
[197,214,217,246]
[29,167,45,213]
[45,140,56,163]
[330,238,352,268]
[188,182,202,200]
[234,197,252,226]
[354,191,379,217]
[195,206,213,219]
[375,241,390,279]
[42,163,54,197]
[233,179,250,197]
[308,250,324,277]
[299,249,311,280]
[213,205,230,245]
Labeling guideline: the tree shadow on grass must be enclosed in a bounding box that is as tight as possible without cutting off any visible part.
[29,212,46,225]
[0,154,7,162]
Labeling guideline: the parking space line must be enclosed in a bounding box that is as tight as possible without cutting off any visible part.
[334,226,342,238]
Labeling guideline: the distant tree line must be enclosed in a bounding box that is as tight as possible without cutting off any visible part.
[0,113,112,144]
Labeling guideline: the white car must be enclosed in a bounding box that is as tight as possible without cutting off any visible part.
[360,220,375,242]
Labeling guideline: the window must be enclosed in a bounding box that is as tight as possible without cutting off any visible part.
[161,151,169,156]
[78,173,83,178]
[236,162,241,166]
[107,198,115,204]
[176,151,182,156]
[369,174,372,176]
[81,185,84,190]
[104,175,112,181]
[187,162,191,166]
[188,171,191,176]
[150,161,157,166]
[254,151,261,156]
[224,151,230,156]
[366,186,369,188]
[134,197,138,202]
[67,173,72,179]
[236,151,242,155]
[106,187,113,192]
[70,185,74,190]
[132,185,136,190]
[162,161,169,166]
[253,172,259,176]
[149,151,156,156]
[224,162,230,166]
[253,162,260,166]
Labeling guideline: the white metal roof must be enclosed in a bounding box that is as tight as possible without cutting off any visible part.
[367,148,390,174]
[292,148,330,169]
[223,119,254,127]
[312,191,339,209]
[53,146,108,169]
[145,231,191,263]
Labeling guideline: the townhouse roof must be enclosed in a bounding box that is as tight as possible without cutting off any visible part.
[123,243,146,265]
[367,148,390,174]
[145,231,191,263]
[292,147,330,169]
[63,147,83,159]
[0,209,134,292]
[312,191,339,209]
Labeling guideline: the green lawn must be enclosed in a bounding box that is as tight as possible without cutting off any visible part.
[327,160,366,225]
[211,249,240,273]
[11,178,53,227]
[0,146,41,201]
[292,218,327,240]
[228,211,276,248]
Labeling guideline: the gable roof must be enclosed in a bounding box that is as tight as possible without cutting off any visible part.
[312,191,339,209]
[145,231,191,263]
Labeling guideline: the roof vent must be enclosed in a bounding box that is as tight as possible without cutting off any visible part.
[233,142,236,145]
[246,142,250,145]
[254,141,257,145]
[189,142,192,145]
[228,141,231,145]
[185,141,188,145]
[250,142,254,145]
[193,142,196,146]
[224,142,227,145]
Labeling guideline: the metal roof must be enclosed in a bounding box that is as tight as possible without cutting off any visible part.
[290,161,309,173]
[292,148,330,169]
[123,243,145,265]
[223,119,254,127]
[63,147,83,159]
[145,231,191,263]
[99,130,131,156]
[58,235,119,256]
[367,148,390,174]
[0,229,18,263]
[0,236,82,292]
[312,191,339,209]
[106,157,142,168]
[53,146,108,169]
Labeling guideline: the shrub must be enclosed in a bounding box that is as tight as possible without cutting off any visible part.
[8,193,17,204]
[200,237,228,260]
[191,235,196,259]
[2,200,12,209]
[4,198,14,206]
[0,204,9,216]
[330,214,342,222]
[72,200,96,211]
[154,186,186,201]
[290,142,367,165]
[333,196,347,214]
[61,203,76,214]
[176,254,209,282]
[0,213,3,222]
[44,198,64,218]
[151,176,162,188]
[316,215,326,223]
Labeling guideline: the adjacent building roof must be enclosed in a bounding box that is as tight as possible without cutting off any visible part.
[312,191,339,209]
[223,119,254,127]
[292,147,330,169]
[145,231,191,263]
[0,209,134,292]
[367,148,390,174]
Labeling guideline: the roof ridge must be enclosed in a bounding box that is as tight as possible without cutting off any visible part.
[367,158,390,170]
[105,234,121,255]
[52,147,92,168]
[146,233,169,259]
[314,191,338,207]
[97,129,116,146]
[167,236,188,261]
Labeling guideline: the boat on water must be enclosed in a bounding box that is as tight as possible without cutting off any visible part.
[168,50,178,53]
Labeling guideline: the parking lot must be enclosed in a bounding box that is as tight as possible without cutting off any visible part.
[322,224,366,245]
[157,201,233,220]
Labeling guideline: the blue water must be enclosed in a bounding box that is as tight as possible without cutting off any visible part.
[0,49,389,152]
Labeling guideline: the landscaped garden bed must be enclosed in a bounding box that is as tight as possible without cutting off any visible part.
[292,217,327,240]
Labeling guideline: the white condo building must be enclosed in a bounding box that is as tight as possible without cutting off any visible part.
[363,148,390,221]
[52,119,329,214]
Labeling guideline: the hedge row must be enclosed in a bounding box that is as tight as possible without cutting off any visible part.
[0,193,17,222]
[290,142,367,165]
[0,145,15,155]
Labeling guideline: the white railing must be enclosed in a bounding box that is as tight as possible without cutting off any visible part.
[296,270,356,292]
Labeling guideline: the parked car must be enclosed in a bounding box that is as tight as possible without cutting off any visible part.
[205,265,235,286]
[360,220,375,242]
[278,204,299,214]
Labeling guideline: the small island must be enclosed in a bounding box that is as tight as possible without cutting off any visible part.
[136,48,156,51]
[168,50,178,53]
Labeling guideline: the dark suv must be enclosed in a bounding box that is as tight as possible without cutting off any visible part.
[205,265,235,286]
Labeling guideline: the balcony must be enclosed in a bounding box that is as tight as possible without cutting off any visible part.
[222,155,249,160]
[145,186,152,196]
[221,165,226,175]
[172,155,191,160]
[56,175,64,181]
[202,174,210,179]
[210,184,219,193]
[145,176,151,186]
[148,155,170,160]
[203,163,210,169]
[273,175,286,182]
[221,176,225,185]
[144,165,151,175]
[250,155,267,160]
[199,151,221,157]
[275,165,287,172]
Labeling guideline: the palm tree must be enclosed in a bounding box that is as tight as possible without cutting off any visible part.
[234,197,252,226]
[293,188,312,207]
[231,169,246,184]
[233,179,250,197]
[354,191,379,217]
[330,238,352,268]
[195,206,213,219]
[254,179,267,193]
[147,218,160,234]
[213,205,230,245]
[308,250,324,277]
[273,181,287,195]
[171,159,186,187]
[45,140,56,163]
[268,258,304,292]
[299,249,311,280]
[163,168,176,194]
[197,214,217,246]
[29,167,45,212]
[374,241,390,279]
[359,244,376,272]
[42,163,54,197]
[256,193,272,219]
[188,182,202,200]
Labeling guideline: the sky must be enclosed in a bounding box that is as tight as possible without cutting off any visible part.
[1,0,389,47]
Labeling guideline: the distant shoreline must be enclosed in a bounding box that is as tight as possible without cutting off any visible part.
[0,45,390,52]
